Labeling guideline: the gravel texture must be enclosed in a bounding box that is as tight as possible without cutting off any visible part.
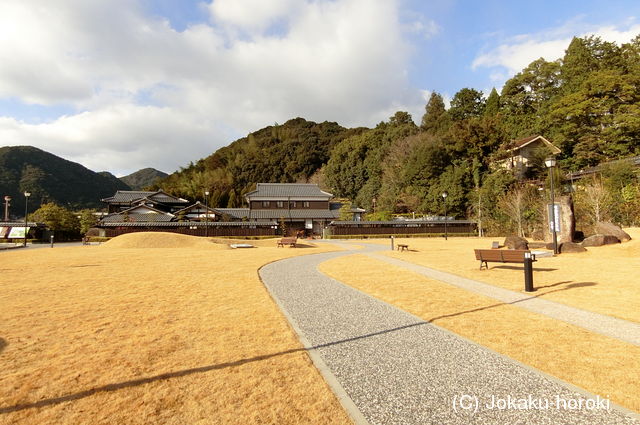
[260,245,639,425]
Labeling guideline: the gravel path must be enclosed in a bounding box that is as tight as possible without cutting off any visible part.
[365,250,640,347]
[259,246,639,425]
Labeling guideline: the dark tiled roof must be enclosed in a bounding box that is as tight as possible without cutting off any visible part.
[245,183,333,199]
[215,208,250,219]
[250,209,339,219]
[101,213,174,223]
[101,190,188,204]
[173,202,219,215]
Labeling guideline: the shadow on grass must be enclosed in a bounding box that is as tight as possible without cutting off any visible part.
[492,265,558,272]
[0,321,425,414]
[425,281,597,323]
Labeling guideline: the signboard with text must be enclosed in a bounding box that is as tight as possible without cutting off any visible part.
[547,203,561,234]
[8,227,29,238]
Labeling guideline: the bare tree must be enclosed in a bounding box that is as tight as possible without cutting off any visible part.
[579,176,612,224]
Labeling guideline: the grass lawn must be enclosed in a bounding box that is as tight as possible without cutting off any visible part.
[362,228,640,323]
[318,252,640,413]
[0,233,352,425]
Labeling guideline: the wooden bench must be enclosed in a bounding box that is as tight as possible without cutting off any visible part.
[474,249,536,270]
[277,237,298,248]
[397,244,409,252]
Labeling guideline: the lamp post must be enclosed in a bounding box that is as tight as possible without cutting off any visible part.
[545,157,559,255]
[23,192,31,246]
[442,191,448,240]
[204,190,210,237]
[3,195,10,221]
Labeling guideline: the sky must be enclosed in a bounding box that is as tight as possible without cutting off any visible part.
[1,0,639,176]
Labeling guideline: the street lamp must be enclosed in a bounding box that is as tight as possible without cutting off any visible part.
[3,195,11,221]
[204,190,210,237]
[442,191,448,240]
[545,157,559,255]
[23,192,31,246]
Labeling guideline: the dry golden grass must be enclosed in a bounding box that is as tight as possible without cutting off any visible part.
[318,255,640,412]
[0,233,351,425]
[360,227,640,323]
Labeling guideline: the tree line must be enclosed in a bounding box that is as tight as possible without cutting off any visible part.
[152,34,640,236]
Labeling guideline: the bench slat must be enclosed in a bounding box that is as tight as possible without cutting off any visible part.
[474,249,535,270]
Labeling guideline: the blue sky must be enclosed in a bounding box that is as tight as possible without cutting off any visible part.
[0,0,639,175]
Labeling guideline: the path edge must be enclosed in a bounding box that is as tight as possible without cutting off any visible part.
[319,250,640,422]
[258,259,371,425]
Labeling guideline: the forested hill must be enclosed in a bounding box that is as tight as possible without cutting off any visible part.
[0,146,130,216]
[156,34,640,226]
[120,168,168,190]
[153,117,365,207]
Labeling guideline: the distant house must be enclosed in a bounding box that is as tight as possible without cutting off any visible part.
[499,135,561,177]
[95,184,354,237]
[216,183,348,235]
[101,190,189,213]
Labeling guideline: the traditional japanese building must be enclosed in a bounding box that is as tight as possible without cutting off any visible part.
[101,190,189,213]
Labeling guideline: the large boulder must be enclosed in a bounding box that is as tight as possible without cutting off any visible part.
[560,242,587,253]
[581,234,621,247]
[504,235,528,250]
[595,222,631,242]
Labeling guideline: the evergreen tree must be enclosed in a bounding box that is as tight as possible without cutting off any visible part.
[484,88,500,116]
[448,88,485,121]
[420,92,447,133]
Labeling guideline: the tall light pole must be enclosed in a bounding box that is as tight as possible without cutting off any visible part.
[204,190,210,237]
[23,192,31,246]
[442,191,448,240]
[545,157,559,255]
[3,195,11,221]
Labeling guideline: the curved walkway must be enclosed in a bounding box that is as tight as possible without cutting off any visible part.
[259,244,639,425]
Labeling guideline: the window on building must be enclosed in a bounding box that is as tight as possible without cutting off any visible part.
[303,201,310,208]
[262,201,270,207]
[276,201,284,208]
[290,201,297,208]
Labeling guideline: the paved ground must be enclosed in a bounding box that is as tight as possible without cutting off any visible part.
[260,244,639,425]
[364,250,640,347]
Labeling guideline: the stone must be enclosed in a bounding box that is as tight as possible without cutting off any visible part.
[504,235,528,250]
[543,195,575,246]
[560,242,587,253]
[595,222,632,242]
[581,234,621,247]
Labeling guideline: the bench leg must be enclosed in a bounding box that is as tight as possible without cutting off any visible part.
[479,260,488,270]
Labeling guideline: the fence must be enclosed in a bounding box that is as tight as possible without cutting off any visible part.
[327,220,477,237]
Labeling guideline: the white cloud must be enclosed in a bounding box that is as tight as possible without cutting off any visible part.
[0,0,427,174]
[208,0,300,33]
[472,18,640,86]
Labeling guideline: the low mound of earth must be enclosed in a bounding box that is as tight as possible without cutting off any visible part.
[102,232,227,249]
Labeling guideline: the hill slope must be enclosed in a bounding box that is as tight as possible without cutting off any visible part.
[154,117,364,207]
[120,168,168,190]
[0,146,130,217]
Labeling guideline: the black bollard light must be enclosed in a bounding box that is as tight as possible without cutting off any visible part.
[524,251,534,292]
